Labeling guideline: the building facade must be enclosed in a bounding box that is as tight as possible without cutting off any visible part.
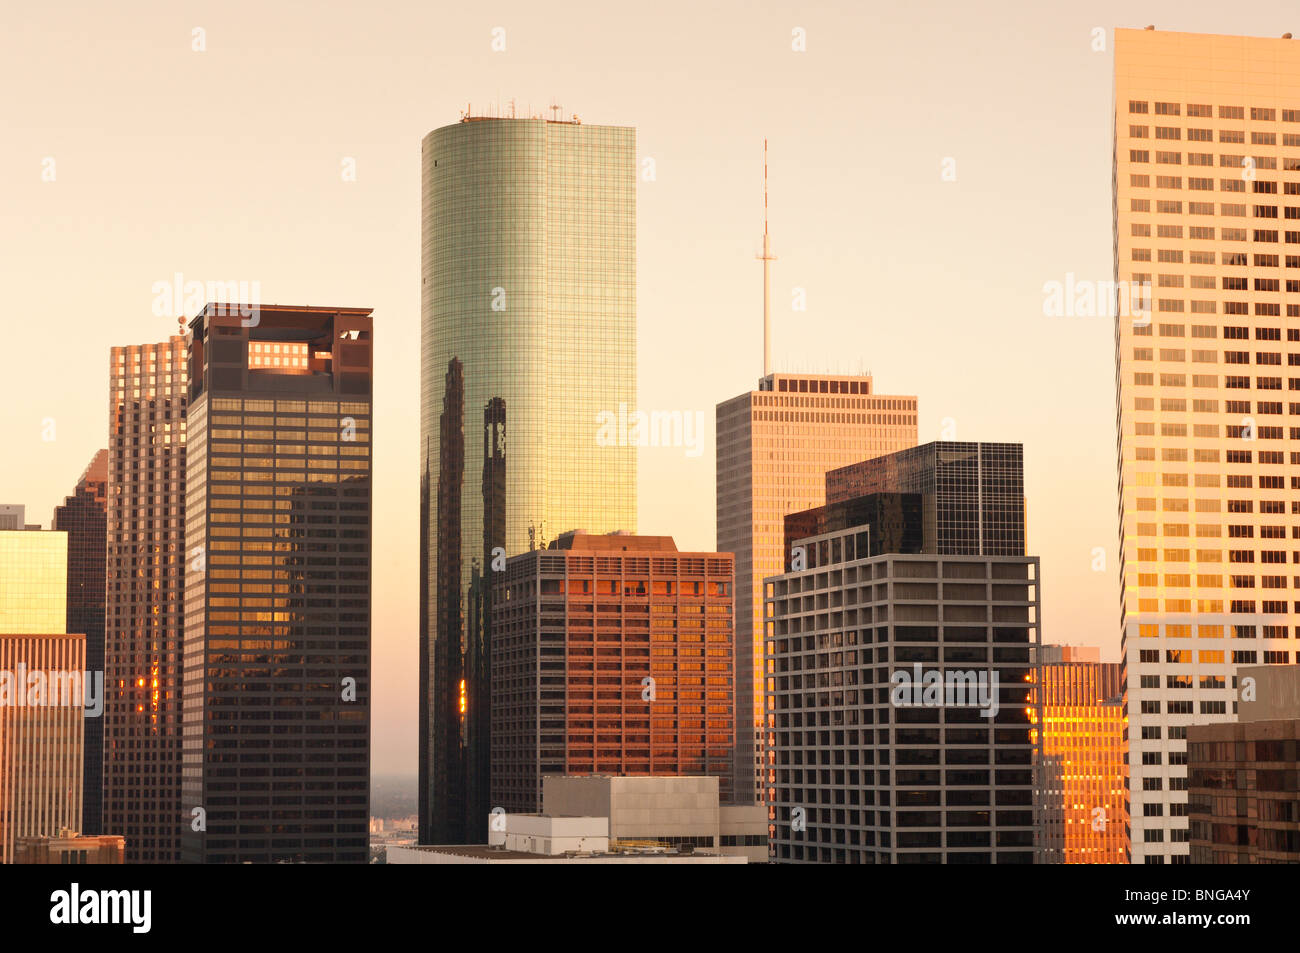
[717,372,917,804]
[766,443,1037,863]
[420,113,638,843]
[542,775,767,863]
[826,441,1025,555]
[1188,666,1300,862]
[1113,27,1300,862]
[14,832,124,864]
[104,335,187,862]
[0,506,28,531]
[53,449,108,835]
[1031,646,1127,864]
[0,529,86,865]
[491,533,733,813]
[765,545,1040,863]
[180,303,372,863]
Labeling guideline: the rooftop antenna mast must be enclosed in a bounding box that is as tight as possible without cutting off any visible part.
[757,139,777,378]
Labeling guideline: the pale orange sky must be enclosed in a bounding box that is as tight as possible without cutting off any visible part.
[4,1,1297,774]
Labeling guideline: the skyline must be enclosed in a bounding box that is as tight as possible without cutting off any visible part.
[8,3,1300,777]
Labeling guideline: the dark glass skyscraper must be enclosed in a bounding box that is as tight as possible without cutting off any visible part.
[52,449,108,835]
[826,442,1026,556]
[181,303,373,863]
[420,113,637,844]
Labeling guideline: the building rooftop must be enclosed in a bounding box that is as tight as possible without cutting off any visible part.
[549,531,677,552]
[389,843,742,863]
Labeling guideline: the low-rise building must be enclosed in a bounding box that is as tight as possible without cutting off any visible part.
[1187,665,1300,863]
[13,831,124,864]
[391,774,763,864]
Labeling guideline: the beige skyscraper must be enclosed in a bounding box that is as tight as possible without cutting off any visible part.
[716,372,916,803]
[1114,27,1300,863]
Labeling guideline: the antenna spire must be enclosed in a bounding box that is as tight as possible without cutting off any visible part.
[757,139,777,378]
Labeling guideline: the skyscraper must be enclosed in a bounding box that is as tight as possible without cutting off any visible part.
[0,528,85,865]
[104,336,187,863]
[1031,646,1127,864]
[52,450,108,835]
[491,533,734,813]
[765,444,1039,863]
[716,372,917,803]
[420,111,637,843]
[1113,27,1300,862]
[181,303,373,863]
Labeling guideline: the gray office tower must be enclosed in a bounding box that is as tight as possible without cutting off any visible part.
[766,441,1040,863]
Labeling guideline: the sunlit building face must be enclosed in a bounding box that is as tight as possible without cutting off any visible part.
[104,336,187,863]
[419,115,637,843]
[0,529,84,865]
[1114,27,1300,864]
[1031,650,1127,864]
[490,534,734,814]
[180,304,373,864]
[717,373,917,803]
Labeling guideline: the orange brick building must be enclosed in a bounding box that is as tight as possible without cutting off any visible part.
[491,533,734,815]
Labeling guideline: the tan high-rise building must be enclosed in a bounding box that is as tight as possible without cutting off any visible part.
[716,372,916,802]
[1114,27,1300,863]
[104,335,187,862]
[0,529,86,865]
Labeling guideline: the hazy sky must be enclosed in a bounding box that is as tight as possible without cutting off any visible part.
[4,1,1298,774]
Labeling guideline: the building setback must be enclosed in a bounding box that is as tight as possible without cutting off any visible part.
[181,303,372,863]
[1113,28,1300,863]
[104,336,187,862]
[766,442,1038,863]
[717,372,917,804]
[491,533,734,813]
[1031,646,1127,864]
[52,449,108,835]
[421,113,637,843]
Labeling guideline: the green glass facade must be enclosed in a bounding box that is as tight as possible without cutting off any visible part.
[419,116,637,844]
